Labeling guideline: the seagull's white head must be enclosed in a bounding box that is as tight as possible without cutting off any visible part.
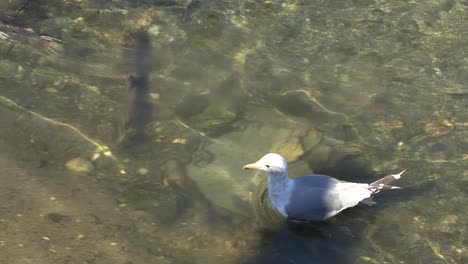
[243,153,288,174]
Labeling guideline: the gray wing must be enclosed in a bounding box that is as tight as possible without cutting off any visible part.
[291,174,340,188]
[285,175,373,221]
[285,175,341,221]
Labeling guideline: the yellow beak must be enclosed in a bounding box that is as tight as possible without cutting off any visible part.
[243,163,261,170]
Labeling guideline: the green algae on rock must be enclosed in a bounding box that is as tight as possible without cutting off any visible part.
[176,74,246,137]
[126,186,184,224]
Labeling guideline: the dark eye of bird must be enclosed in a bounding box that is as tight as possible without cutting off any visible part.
[265,165,270,168]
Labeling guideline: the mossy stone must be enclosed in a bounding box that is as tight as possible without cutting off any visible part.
[127,188,182,223]
[300,128,322,152]
[271,137,304,162]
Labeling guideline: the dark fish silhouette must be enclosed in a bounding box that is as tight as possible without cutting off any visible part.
[117,75,154,143]
[117,30,156,144]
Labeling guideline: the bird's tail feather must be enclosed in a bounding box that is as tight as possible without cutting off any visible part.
[369,170,405,193]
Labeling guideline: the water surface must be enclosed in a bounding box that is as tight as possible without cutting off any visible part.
[0,0,467,263]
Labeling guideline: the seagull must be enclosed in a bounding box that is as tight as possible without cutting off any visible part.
[243,153,405,222]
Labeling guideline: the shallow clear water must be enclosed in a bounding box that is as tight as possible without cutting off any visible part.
[0,0,467,263]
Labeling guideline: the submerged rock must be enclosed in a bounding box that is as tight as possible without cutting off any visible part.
[321,148,373,180]
[305,144,331,170]
[176,74,246,137]
[65,157,94,173]
[271,137,304,162]
[424,118,454,138]
[45,212,70,223]
[184,114,310,218]
[126,186,183,224]
[189,102,238,133]
[270,90,348,124]
[300,128,322,152]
